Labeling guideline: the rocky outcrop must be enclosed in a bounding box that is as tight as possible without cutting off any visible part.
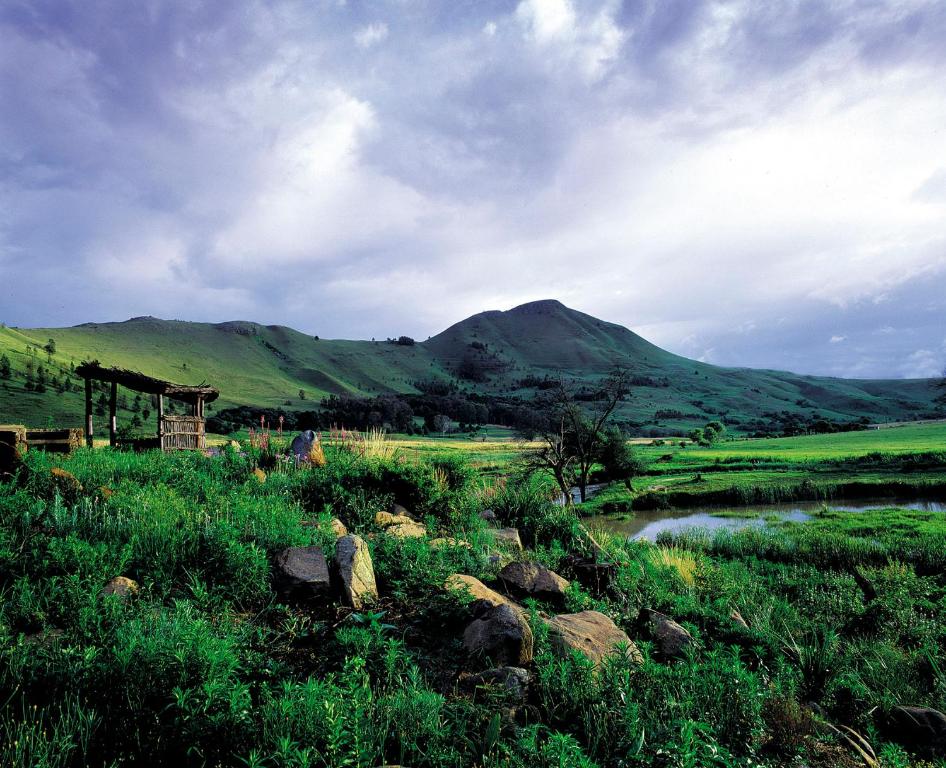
[648,611,694,658]
[546,610,642,667]
[463,603,534,666]
[274,545,331,599]
[445,574,511,612]
[335,535,378,609]
[330,518,348,538]
[499,561,569,602]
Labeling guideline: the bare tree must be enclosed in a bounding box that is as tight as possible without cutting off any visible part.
[522,367,631,504]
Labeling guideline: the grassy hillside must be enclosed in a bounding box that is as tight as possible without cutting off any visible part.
[0,301,941,432]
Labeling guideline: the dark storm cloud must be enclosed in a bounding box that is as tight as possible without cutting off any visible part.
[1,0,945,377]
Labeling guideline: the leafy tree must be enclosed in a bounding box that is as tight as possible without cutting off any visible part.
[523,367,631,503]
[937,367,946,407]
[598,427,647,487]
[43,338,56,358]
[704,420,726,443]
[0,354,10,380]
[298,389,306,400]
[688,428,705,445]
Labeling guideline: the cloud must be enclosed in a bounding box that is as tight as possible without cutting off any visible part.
[830,335,846,344]
[354,22,388,49]
[1,0,946,377]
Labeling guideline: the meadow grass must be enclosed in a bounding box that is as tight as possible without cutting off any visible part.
[1,442,945,766]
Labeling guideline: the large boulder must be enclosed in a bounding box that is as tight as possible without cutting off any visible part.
[463,603,534,666]
[335,535,378,610]
[887,706,946,755]
[445,574,511,613]
[375,510,427,538]
[648,611,694,659]
[546,610,642,667]
[499,562,569,602]
[274,546,332,599]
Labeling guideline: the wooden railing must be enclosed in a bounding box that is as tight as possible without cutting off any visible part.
[160,416,206,451]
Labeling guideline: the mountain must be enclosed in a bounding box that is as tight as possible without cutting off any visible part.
[0,301,940,433]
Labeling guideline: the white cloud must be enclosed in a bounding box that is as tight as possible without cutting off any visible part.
[829,335,846,344]
[354,22,388,49]
[515,0,624,81]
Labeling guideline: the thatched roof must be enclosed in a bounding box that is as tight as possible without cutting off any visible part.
[75,361,219,403]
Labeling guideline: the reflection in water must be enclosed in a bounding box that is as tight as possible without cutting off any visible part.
[590,499,946,541]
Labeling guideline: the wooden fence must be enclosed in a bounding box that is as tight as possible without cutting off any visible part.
[160,416,206,451]
[26,428,83,454]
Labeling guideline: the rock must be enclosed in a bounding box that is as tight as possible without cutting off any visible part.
[274,546,331,599]
[330,518,348,538]
[887,706,946,755]
[648,611,694,658]
[430,537,471,550]
[480,508,497,523]
[252,468,266,483]
[102,576,139,599]
[459,667,531,701]
[492,528,522,550]
[499,561,570,602]
[546,610,642,667]
[388,503,412,517]
[463,603,534,666]
[445,574,511,612]
[375,510,427,538]
[290,430,317,460]
[335,535,378,610]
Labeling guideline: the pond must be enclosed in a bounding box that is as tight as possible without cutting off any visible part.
[589,498,946,541]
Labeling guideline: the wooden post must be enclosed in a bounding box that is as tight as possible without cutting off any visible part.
[84,378,93,448]
[109,382,118,448]
[157,394,165,451]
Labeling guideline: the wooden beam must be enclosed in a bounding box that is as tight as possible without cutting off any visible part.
[84,378,93,448]
[157,394,165,451]
[109,381,118,448]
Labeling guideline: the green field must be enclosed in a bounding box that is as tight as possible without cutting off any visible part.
[3,439,946,766]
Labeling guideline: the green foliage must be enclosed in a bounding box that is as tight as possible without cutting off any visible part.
[1,441,946,766]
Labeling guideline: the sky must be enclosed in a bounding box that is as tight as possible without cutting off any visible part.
[1,0,945,379]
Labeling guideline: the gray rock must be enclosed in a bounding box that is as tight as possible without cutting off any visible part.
[274,545,331,599]
[460,667,531,701]
[888,706,946,755]
[335,535,378,609]
[546,610,642,667]
[648,611,694,659]
[499,561,570,602]
[463,603,534,666]
[290,430,317,460]
[101,576,139,600]
[480,508,497,523]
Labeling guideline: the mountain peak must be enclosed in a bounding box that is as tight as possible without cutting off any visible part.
[507,299,568,315]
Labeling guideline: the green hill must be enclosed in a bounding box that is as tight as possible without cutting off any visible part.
[0,301,941,433]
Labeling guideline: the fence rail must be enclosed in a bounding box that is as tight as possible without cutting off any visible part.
[160,416,206,451]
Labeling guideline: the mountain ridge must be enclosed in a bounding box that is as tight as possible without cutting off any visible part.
[1,300,941,433]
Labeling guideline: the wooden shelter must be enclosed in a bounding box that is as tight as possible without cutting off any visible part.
[76,362,219,451]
